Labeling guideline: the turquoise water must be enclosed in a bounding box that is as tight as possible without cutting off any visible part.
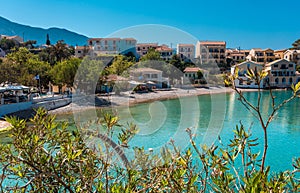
[62,90,300,172]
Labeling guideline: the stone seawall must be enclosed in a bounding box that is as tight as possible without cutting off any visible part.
[32,98,72,111]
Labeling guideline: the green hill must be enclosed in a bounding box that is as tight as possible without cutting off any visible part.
[0,16,88,46]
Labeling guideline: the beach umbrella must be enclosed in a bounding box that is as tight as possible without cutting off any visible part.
[128,81,146,85]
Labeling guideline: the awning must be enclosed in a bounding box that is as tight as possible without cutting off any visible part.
[128,81,146,85]
[5,85,23,91]
[146,81,156,84]
[0,87,6,92]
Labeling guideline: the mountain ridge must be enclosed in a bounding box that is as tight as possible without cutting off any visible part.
[0,16,89,46]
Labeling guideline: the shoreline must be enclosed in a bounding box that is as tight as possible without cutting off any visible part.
[48,86,251,115]
[7,87,287,117]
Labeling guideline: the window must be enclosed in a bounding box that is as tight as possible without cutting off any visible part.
[289,63,294,67]
[275,78,279,84]
[281,64,286,69]
[274,64,278,68]
[282,78,286,84]
[289,78,293,84]
[151,74,158,78]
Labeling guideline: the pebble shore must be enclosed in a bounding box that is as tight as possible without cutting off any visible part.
[48,87,234,115]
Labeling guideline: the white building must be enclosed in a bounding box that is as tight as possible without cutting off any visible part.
[231,61,264,88]
[264,59,300,88]
[177,44,195,61]
[88,38,137,55]
[284,50,300,65]
[130,67,164,88]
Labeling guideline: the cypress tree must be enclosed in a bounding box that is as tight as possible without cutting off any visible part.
[46,34,51,46]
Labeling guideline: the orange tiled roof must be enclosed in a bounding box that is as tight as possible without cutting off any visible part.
[184,67,201,72]
[251,48,263,51]
[178,44,194,47]
[156,46,172,52]
[137,43,158,46]
[75,46,87,50]
[123,38,136,41]
[199,41,226,45]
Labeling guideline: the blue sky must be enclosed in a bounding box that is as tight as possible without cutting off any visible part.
[0,0,299,49]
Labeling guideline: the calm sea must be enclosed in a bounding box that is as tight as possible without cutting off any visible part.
[8,90,300,172]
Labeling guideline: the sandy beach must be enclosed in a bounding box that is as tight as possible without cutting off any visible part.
[48,86,236,115]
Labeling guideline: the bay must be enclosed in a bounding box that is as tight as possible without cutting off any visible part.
[47,90,300,172]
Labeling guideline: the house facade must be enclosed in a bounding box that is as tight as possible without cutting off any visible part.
[183,67,208,84]
[156,44,173,61]
[246,48,275,64]
[177,44,195,61]
[274,49,287,60]
[136,43,158,58]
[74,46,90,58]
[231,61,264,88]
[88,38,137,55]
[130,68,164,88]
[226,48,249,64]
[195,41,226,65]
[264,59,300,88]
[284,50,300,65]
